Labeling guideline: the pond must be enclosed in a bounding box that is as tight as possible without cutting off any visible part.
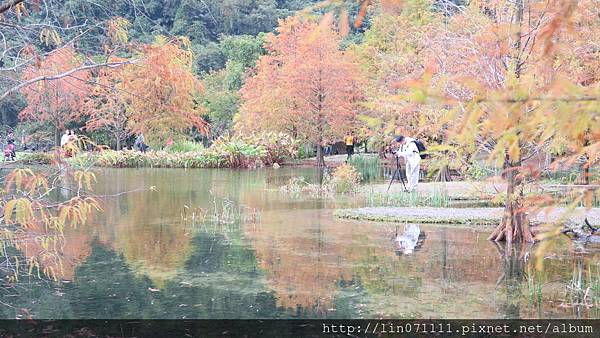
[1,167,598,319]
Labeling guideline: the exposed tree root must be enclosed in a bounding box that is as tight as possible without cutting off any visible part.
[434,165,452,182]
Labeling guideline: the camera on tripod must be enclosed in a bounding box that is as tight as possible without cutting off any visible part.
[387,143,407,193]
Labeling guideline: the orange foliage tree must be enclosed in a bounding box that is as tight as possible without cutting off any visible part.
[19,47,91,145]
[82,62,130,150]
[123,37,207,144]
[407,0,600,243]
[238,17,363,166]
[352,1,449,166]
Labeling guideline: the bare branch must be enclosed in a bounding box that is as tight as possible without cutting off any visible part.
[0,59,139,101]
[0,0,24,15]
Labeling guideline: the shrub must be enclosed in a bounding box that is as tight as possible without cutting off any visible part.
[168,141,204,153]
[245,132,298,165]
[210,132,298,168]
[296,144,315,159]
[16,151,55,165]
[209,136,266,168]
[90,149,224,168]
[330,163,361,193]
[465,164,500,181]
[25,133,298,169]
[367,135,386,154]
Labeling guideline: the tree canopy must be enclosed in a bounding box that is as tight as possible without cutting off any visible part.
[238,16,363,165]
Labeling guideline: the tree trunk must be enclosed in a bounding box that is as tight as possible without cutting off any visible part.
[378,145,386,159]
[488,162,535,243]
[580,151,592,209]
[581,162,590,185]
[116,136,121,150]
[579,139,590,185]
[512,0,524,77]
[54,127,61,147]
[489,0,534,244]
[316,144,325,167]
[435,165,452,182]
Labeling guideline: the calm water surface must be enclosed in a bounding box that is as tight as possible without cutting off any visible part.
[1,167,598,319]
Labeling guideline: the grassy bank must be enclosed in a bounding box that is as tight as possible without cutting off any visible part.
[334,207,502,227]
[335,206,600,228]
[12,133,298,169]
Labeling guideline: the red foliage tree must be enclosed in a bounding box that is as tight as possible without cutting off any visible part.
[19,47,91,145]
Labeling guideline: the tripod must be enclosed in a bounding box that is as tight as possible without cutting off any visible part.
[387,155,406,193]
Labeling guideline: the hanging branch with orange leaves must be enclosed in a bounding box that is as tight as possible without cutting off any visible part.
[0,138,102,282]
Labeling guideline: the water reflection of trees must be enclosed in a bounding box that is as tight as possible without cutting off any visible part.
[493,243,531,318]
[4,168,599,319]
[494,241,600,319]
[245,208,512,318]
[1,228,365,319]
[247,213,600,319]
[5,220,599,319]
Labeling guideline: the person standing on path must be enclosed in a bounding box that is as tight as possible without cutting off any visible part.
[60,130,71,148]
[135,133,148,153]
[344,131,356,161]
[6,131,15,145]
[4,131,16,161]
[323,138,332,156]
[394,135,421,192]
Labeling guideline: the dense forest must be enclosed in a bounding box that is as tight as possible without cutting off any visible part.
[1,0,472,144]
[0,0,363,140]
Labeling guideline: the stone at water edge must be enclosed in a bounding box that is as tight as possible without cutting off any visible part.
[273,163,280,169]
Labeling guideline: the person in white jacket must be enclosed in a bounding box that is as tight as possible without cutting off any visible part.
[394,135,421,192]
[60,130,71,148]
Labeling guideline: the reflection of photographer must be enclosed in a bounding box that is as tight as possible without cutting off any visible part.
[393,135,424,192]
[393,224,426,255]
